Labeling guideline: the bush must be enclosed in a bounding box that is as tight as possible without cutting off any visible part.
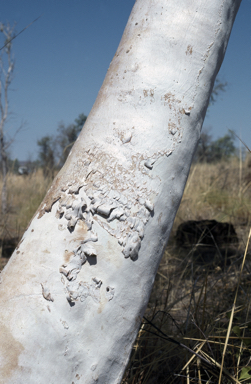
[194,131,236,163]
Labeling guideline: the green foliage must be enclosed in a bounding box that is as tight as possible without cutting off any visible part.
[37,136,55,178]
[56,113,87,166]
[232,325,241,337]
[37,113,87,177]
[209,77,227,106]
[37,113,87,175]
[194,131,236,163]
[239,367,251,381]
[209,133,236,161]
[74,113,87,132]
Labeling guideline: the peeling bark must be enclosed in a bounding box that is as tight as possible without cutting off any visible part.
[0,1,241,383]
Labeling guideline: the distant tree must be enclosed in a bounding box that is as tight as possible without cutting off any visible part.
[0,23,15,214]
[209,133,236,162]
[193,77,229,163]
[74,113,87,132]
[193,129,213,162]
[37,113,87,172]
[209,77,227,106]
[57,113,87,166]
[37,136,55,178]
[194,131,236,163]
[56,123,76,165]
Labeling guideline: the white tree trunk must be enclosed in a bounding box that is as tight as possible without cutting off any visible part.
[0,1,241,383]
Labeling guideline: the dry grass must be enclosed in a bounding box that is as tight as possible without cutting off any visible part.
[0,156,251,383]
[0,169,51,267]
[175,157,251,233]
[6,169,51,228]
[123,156,251,383]
[122,230,251,383]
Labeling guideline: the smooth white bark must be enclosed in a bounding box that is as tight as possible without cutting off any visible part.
[0,1,241,383]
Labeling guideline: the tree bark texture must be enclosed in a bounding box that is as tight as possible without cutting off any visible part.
[0,1,241,383]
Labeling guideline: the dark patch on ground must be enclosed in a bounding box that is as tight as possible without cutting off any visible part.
[172,220,241,271]
[175,219,238,247]
[0,237,19,258]
[0,237,19,270]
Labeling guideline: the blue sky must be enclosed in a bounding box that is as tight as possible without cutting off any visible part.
[1,0,250,161]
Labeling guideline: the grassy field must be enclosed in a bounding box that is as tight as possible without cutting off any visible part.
[123,156,251,383]
[0,156,251,383]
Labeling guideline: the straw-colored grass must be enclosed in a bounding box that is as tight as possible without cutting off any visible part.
[175,157,251,233]
[0,169,51,267]
[122,156,251,383]
[6,169,51,229]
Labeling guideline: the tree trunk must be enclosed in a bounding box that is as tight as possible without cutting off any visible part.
[0,1,241,383]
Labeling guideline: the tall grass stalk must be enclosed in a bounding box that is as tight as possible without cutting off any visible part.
[218,228,251,384]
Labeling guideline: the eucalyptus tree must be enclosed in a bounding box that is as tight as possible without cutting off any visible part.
[37,136,56,178]
[0,1,242,383]
[56,113,87,166]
